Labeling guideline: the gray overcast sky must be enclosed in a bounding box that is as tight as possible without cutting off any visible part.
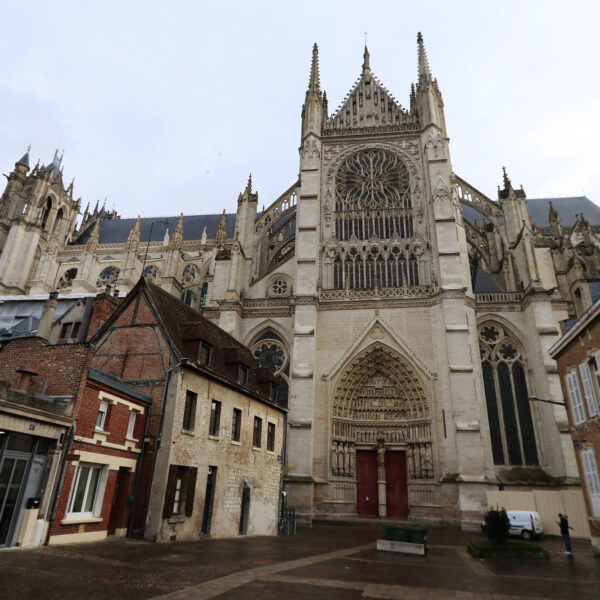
[1,0,599,219]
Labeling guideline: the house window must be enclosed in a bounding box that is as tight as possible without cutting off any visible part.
[183,391,197,431]
[232,408,242,442]
[59,322,71,339]
[126,412,137,439]
[96,401,109,430]
[163,465,198,518]
[209,400,221,437]
[478,323,538,466]
[68,463,105,516]
[253,416,262,448]
[267,422,276,452]
[71,322,81,340]
[566,371,586,425]
[239,365,249,386]
[269,382,277,400]
[582,449,600,517]
[198,341,211,366]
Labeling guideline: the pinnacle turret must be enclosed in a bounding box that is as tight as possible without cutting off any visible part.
[16,145,31,169]
[307,43,321,95]
[215,209,227,247]
[169,213,184,250]
[417,32,431,83]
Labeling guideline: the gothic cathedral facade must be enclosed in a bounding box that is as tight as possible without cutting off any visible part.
[2,35,595,526]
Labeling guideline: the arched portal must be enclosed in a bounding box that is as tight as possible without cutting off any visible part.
[331,343,433,517]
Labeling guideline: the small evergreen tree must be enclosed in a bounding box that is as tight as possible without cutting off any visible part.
[483,507,510,544]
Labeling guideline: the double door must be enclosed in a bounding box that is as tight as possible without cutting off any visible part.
[356,450,408,519]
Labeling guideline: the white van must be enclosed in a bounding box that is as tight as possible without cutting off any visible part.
[507,510,544,540]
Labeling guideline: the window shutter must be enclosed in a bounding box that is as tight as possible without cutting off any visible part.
[579,363,598,417]
[582,450,600,517]
[566,372,586,425]
[185,467,198,517]
[163,465,179,519]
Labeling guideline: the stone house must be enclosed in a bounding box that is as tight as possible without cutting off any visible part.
[89,277,286,540]
[550,300,600,554]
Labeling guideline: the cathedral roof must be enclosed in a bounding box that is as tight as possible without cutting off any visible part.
[72,213,237,245]
[526,197,600,228]
[462,196,599,229]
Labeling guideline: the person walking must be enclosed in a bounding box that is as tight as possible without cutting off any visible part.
[558,513,573,555]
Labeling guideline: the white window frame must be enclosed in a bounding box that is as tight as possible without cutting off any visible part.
[566,371,586,425]
[582,449,600,517]
[96,401,109,430]
[579,361,599,418]
[67,463,107,518]
[126,411,137,439]
[173,477,183,514]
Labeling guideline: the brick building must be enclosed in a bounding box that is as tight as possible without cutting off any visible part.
[0,336,150,546]
[89,277,287,540]
[550,300,600,555]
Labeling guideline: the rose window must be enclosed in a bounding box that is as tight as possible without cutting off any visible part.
[252,340,288,376]
[271,278,289,296]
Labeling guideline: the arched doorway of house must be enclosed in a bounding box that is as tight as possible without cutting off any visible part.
[331,342,433,518]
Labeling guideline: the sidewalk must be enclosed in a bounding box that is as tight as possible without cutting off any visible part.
[0,524,598,599]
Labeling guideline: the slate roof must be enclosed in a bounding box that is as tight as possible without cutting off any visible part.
[526,197,600,228]
[96,278,286,410]
[462,196,599,229]
[72,214,237,245]
[472,267,504,293]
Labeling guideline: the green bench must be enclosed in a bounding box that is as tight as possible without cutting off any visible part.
[377,525,428,555]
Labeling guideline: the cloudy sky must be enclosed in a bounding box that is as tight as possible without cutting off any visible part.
[1,1,599,219]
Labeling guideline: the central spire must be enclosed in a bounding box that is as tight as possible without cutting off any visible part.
[362,45,370,73]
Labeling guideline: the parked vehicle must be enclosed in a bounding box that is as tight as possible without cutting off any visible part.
[481,510,544,540]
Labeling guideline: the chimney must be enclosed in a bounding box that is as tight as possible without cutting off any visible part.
[16,367,39,393]
[37,291,58,340]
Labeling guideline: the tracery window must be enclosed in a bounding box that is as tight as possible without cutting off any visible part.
[143,265,159,281]
[96,266,119,287]
[328,149,423,290]
[182,264,198,285]
[478,323,538,466]
[335,149,412,242]
[58,267,77,290]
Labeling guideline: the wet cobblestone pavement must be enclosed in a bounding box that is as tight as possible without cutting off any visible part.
[0,524,598,599]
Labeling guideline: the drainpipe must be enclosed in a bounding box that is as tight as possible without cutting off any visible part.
[278,412,288,531]
[142,362,181,534]
[127,400,152,538]
[44,423,76,545]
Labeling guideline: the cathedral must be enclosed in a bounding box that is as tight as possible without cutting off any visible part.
[1,34,599,526]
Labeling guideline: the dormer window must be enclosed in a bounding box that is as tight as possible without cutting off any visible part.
[198,341,212,366]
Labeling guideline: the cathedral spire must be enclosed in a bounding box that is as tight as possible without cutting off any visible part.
[417,32,431,82]
[362,45,371,73]
[307,43,321,95]
[16,145,31,169]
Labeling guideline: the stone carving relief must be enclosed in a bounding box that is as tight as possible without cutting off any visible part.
[331,342,433,480]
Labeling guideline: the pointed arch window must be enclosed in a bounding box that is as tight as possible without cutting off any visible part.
[41,197,52,229]
[479,323,538,466]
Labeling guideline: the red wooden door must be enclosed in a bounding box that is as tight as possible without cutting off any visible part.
[356,451,378,517]
[385,451,408,519]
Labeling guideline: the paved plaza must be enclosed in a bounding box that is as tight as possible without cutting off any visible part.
[0,524,598,599]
